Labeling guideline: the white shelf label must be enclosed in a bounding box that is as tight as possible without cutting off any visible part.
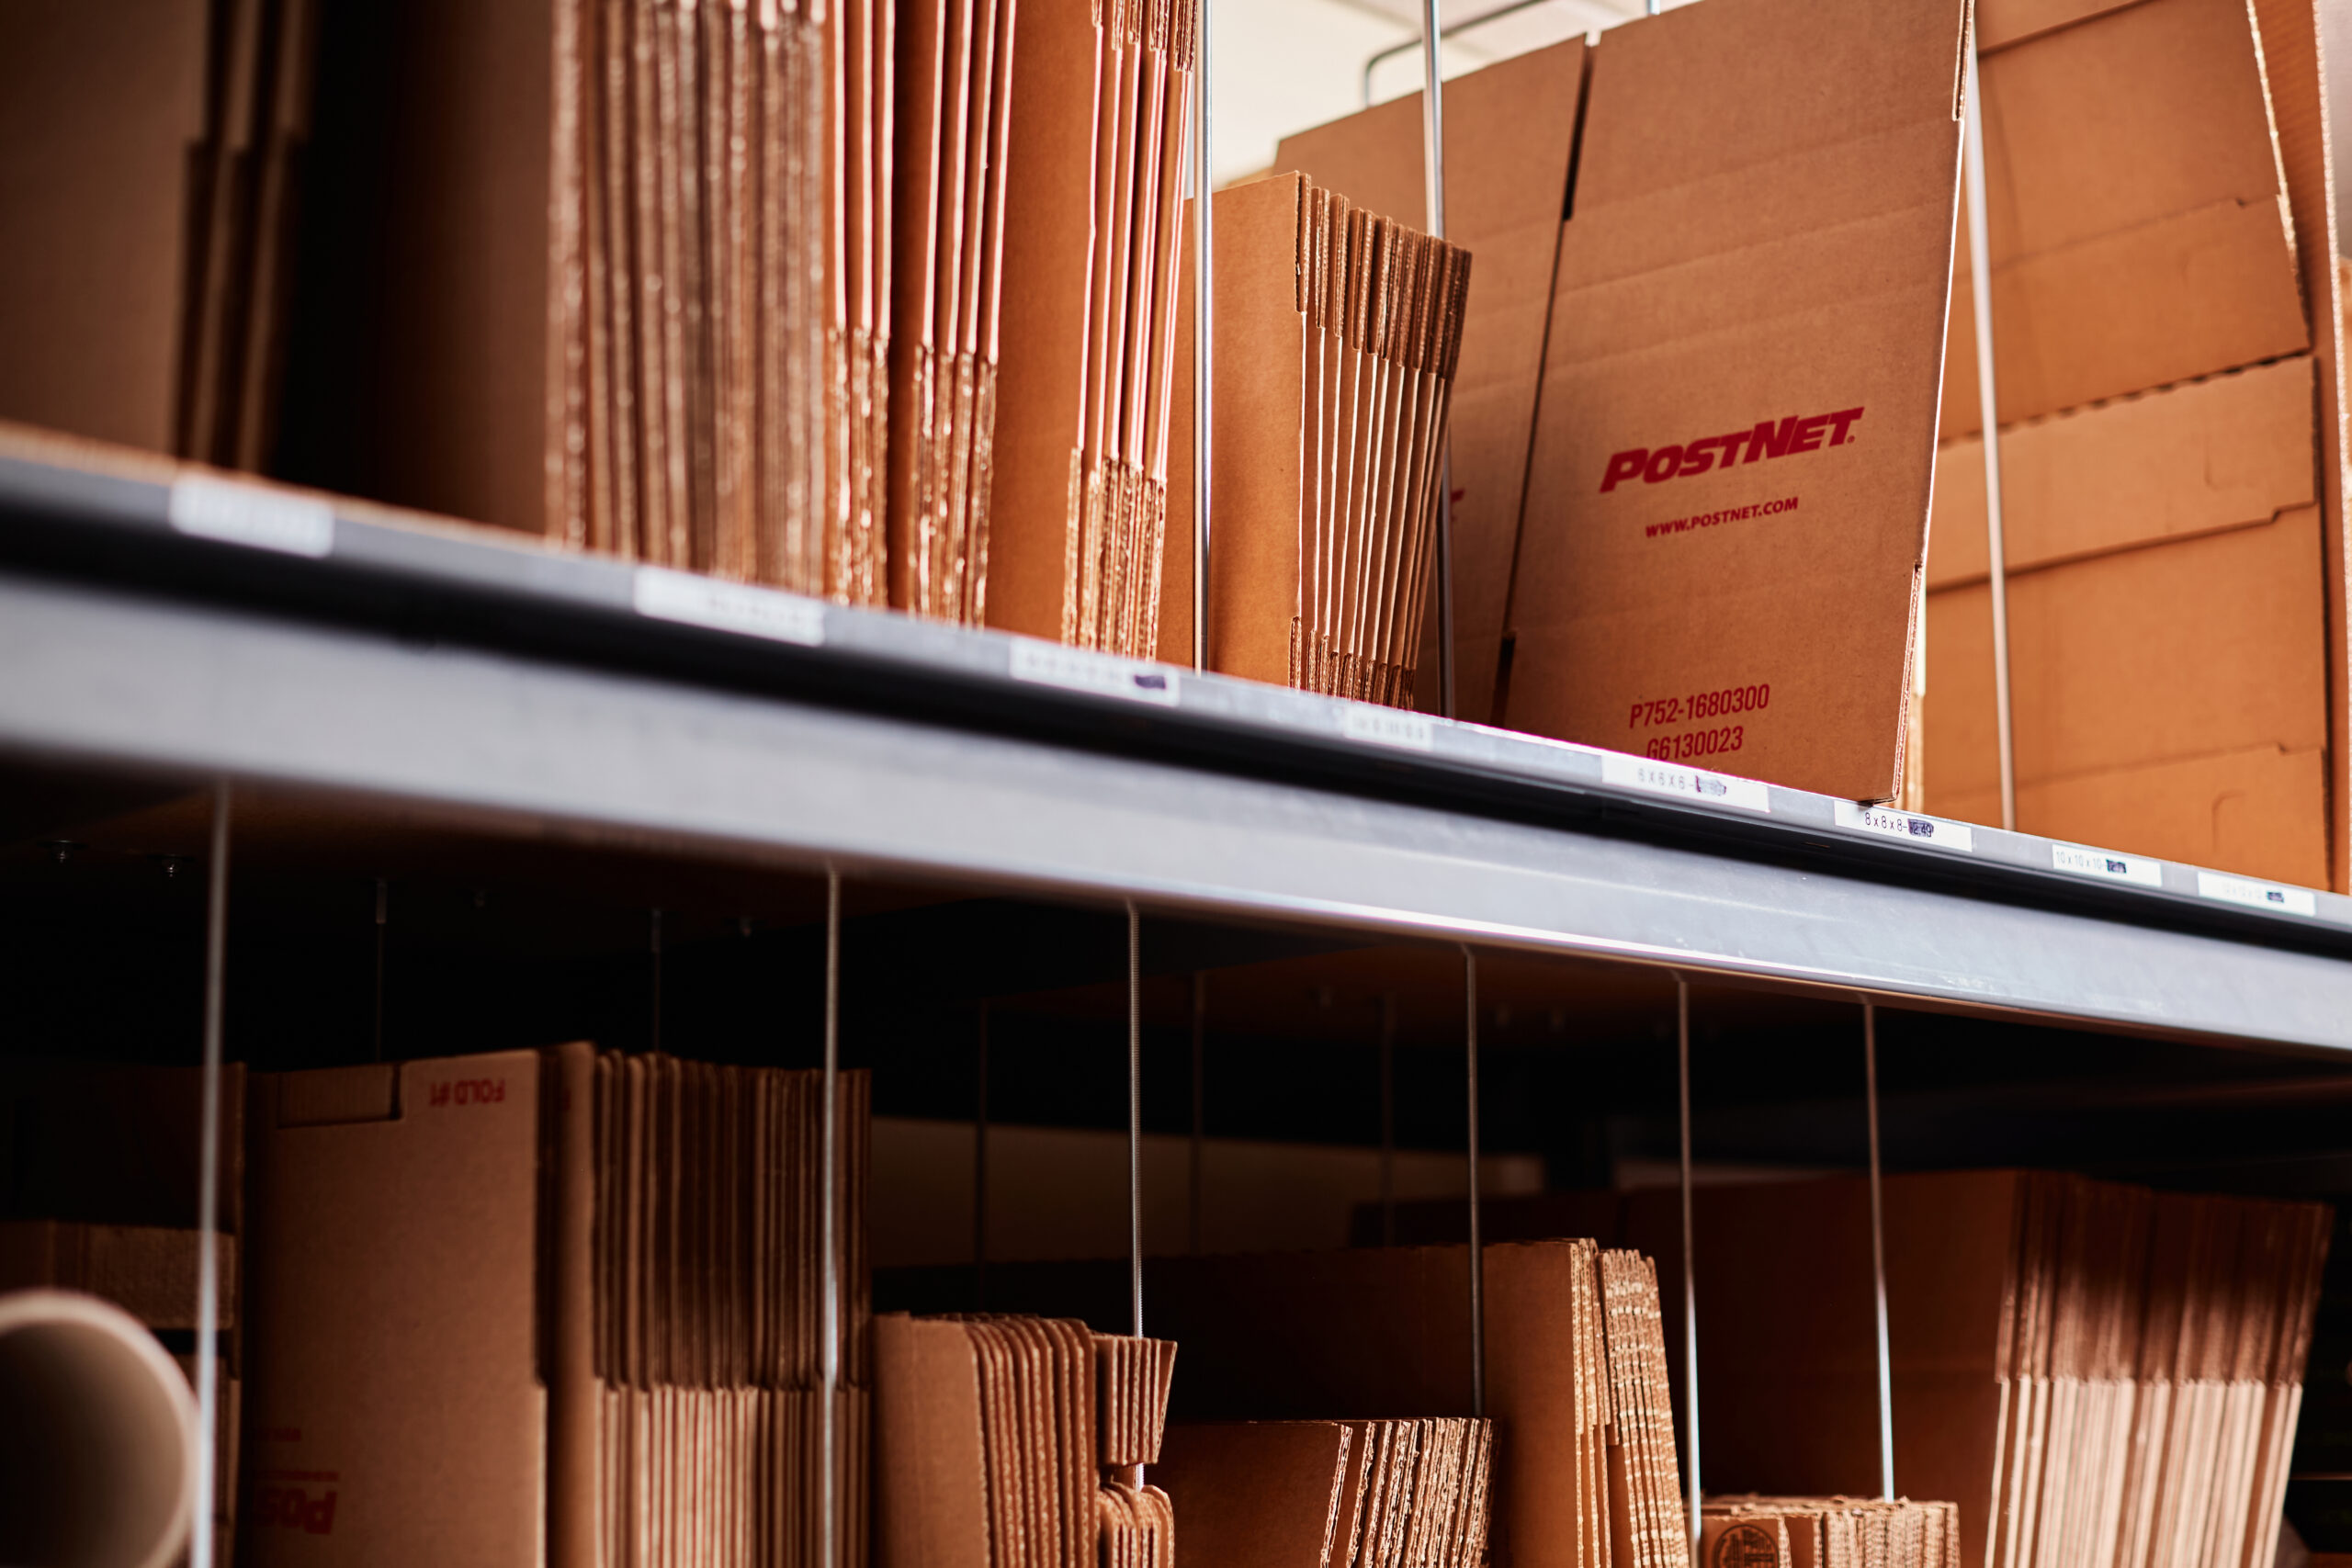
[1006,639,1179,705]
[1340,705,1434,752]
[2196,870,2315,918]
[1832,800,1973,852]
[1600,752,1770,813]
[169,476,333,558]
[2052,842,2163,888]
[632,568,825,646]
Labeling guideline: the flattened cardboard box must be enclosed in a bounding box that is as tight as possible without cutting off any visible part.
[0,0,208,455]
[1499,0,1968,802]
[243,1050,547,1565]
[1924,511,2328,790]
[1930,739,2328,887]
[1919,356,2326,880]
[1926,357,2316,589]
[1272,40,1587,723]
[1938,0,2307,436]
[1923,512,2330,881]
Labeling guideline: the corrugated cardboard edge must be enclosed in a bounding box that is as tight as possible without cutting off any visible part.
[544,1040,598,1568]
[875,1313,991,1568]
[2245,0,2352,891]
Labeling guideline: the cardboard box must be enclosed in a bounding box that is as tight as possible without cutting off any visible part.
[1921,357,2329,878]
[272,0,882,598]
[0,1221,232,1333]
[2246,0,2352,893]
[1927,741,2328,886]
[1921,509,2327,840]
[1929,0,2352,889]
[243,1053,547,1564]
[888,0,1013,625]
[1938,0,2307,436]
[1272,40,1589,723]
[0,0,208,454]
[1500,0,1969,801]
[1623,1174,2329,1568]
[1927,357,2317,589]
[986,0,1196,656]
[1154,1419,1494,1568]
[1199,174,1469,705]
[947,1240,1656,1568]
[1152,1422,1353,1568]
[875,1314,1176,1568]
[243,1045,871,1566]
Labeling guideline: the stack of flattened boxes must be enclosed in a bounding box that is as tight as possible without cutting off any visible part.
[1922,0,2349,887]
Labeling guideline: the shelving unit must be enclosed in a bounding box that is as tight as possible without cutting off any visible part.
[5,447,2352,1568]
[3,447,2348,1051]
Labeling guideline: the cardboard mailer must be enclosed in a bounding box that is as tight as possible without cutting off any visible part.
[1271,39,1588,724]
[0,0,209,455]
[1926,357,2317,589]
[1500,0,1969,801]
[1937,0,2308,437]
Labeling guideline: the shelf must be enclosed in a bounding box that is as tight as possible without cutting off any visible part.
[1,448,2350,1053]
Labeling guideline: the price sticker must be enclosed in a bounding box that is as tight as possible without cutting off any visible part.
[632,567,826,646]
[1832,801,1973,852]
[1007,639,1179,705]
[2052,842,2163,888]
[1340,705,1434,752]
[2195,871,2315,917]
[169,476,334,558]
[1600,751,1770,813]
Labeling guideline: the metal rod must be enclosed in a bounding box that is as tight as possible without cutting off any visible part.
[371,877,387,1062]
[1379,993,1396,1247]
[1677,974,1702,1546]
[195,780,230,1568]
[1962,34,2017,832]
[1362,0,1567,107]
[1419,0,1456,718]
[1128,903,1147,1489]
[1192,0,1214,672]
[649,907,663,1055]
[1128,902,1146,1343]
[975,1001,989,1307]
[1190,973,1205,1255]
[1464,947,1485,1417]
[1865,998,1895,1500]
[820,871,841,1568]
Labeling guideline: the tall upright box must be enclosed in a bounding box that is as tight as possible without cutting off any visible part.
[1918,0,2350,889]
[1498,0,1971,801]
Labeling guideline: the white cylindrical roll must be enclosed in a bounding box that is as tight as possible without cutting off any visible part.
[0,1288,200,1568]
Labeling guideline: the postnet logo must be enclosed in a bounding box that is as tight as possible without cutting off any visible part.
[1600,407,1864,491]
